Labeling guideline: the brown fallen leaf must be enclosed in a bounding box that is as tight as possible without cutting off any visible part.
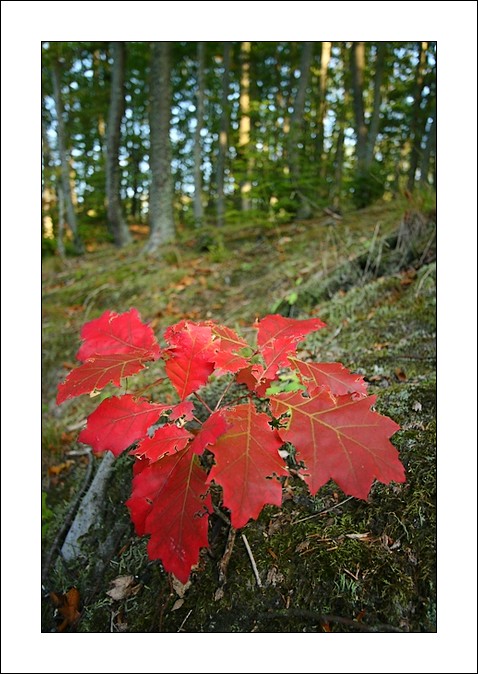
[394,367,407,382]
[48,460,74,477]
[400,268,417,286]
[106,575,142,601]
[50,587,81,632]
[171,576,191,598]
[355,609,366,623]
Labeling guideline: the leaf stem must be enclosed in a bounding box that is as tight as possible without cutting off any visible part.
[214,377,235,411]
[193,391,214,414]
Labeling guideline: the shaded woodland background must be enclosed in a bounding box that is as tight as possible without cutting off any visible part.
[41,41,437,253]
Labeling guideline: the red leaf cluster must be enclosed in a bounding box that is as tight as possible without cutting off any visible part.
[57,310,404,583]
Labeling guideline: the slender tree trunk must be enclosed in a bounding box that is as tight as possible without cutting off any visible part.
[365,43,386,167]
[216,43,231,227]
[146,42,174,252]
[407,41,428,191]
[51,59,84,254]
[317,42,331,175]
[193,42,205,227]
[239,42,252,212]
[331,108,346,211]
[57,185,66,258]
[420,111,436,187]
[130,153,140,220]
[350,41,367,171]
[41,117,54,242]
[93,49,107,155]
[106,41,131,247]
[287,41,314,218]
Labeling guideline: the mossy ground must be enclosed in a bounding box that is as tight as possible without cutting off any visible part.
[41,197,436,632]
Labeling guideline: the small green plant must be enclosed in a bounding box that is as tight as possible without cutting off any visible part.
[42,492,54,538]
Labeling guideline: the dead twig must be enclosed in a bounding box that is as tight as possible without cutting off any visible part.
[241,533,262,588]
[215,526,237,601]
[292,496,354,525]
[177,609,193,632]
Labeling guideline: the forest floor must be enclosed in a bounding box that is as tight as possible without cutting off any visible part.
[41,196,437,633]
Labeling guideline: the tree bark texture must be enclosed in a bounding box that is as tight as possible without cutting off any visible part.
[146,42,175,252]
[193,42,205,227]
[106,41,131,247]
[407,42,428,190]
[316,41,331,173]
[287,41,314,218]
[216,42,231,227]
[51,59,84,254]
[365,42,386,167]
[350,41,368,171]
[239,41,252,212]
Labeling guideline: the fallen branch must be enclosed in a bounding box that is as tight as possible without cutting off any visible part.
[61,451,115,562]
[42,450,94,584]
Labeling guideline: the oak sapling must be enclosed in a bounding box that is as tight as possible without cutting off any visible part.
[57,308,405,583]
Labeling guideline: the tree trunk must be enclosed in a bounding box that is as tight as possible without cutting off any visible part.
[106,41,131,247]
[350,41,368,171]
[316,42,331,173]
[420,111,436,187]
[57,185,66,258]
[407,42,428,191]
[239,42,252,212]
[365,43,386,167]
[331,120,345,210]
[41,116,55,244]
[287,41,314,219]
[216,42,231,227]
[51,59,84,254]
[145,42,175,253]
[193,42,205,227]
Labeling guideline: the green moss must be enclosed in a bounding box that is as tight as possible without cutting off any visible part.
[42,203,436,632]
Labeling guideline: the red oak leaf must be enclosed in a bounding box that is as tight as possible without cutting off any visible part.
[270,389,404,500]
[207,402,288,528]
[256,314,327,349]
[126,445,212,583]
[131,424,194,463]
[290,357,368,397]
[254,314,326,381]
[208,323,251,375]
[163,320,217,400]
[78,394,170,457]
[189,410,229,455]
[56,351,152,404]
[235,365,270,398]
[77,308,161,361]
[168,400,195,422]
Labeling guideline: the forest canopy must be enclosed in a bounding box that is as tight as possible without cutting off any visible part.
[41,41,436,253]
